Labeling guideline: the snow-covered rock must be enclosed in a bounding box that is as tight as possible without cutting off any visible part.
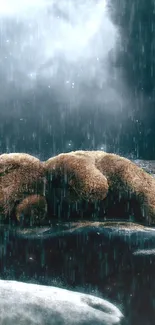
[0,280,123,325]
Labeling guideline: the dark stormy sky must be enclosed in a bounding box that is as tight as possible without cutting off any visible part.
[0,0,155,159]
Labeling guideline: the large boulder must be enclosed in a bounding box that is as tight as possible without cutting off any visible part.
[0,151,155,225]
[44,151,155,224]
[0,153,47,225]
[0,280,123,325]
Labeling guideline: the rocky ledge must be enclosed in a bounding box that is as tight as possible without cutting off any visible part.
[0,221,155,325]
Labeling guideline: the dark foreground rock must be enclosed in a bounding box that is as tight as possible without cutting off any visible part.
[0,221,155,324]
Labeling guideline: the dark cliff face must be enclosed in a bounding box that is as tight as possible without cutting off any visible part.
[109,0,155,96]
[108,0,155,159]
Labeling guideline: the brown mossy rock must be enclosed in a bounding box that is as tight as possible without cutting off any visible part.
[0,153,47,223]
[1,151,155,226]
[44,150,155,224]
[45,151,108,201]
[15,194,47,226]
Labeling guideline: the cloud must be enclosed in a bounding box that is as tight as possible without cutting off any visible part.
[0,0,125,110]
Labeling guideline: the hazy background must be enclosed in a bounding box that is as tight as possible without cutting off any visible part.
[0,0,154,159]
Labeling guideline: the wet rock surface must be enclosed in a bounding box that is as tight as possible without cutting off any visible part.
[0,280,124,325]
[0,221,155,325]
[134,159,155,176]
